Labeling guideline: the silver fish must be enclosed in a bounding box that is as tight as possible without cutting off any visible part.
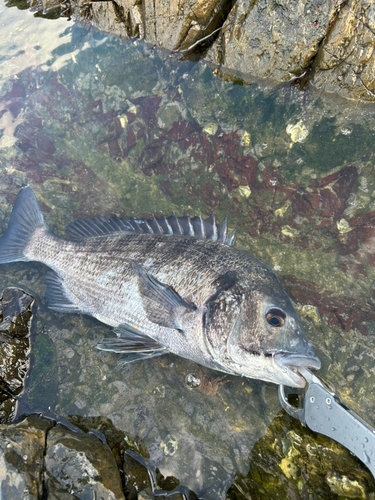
[0,187,320,387]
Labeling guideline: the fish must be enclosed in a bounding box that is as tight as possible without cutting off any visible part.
[0,186,320,388]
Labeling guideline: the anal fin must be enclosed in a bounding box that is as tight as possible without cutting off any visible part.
[45,271,81,313]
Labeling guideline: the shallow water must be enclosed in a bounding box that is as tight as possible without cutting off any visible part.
[1,3,375,498]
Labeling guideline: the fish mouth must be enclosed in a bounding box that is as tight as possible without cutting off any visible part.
[273,352,321,388]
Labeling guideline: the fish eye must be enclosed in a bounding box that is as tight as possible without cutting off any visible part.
[266,309,286,327]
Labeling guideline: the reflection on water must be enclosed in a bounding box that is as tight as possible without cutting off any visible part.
[1,2,375,498]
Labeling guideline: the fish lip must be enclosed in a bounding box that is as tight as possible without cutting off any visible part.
[274,353,321,370]
[273,353,321,388]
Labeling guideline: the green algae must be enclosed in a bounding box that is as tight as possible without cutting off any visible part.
[238,232,366,299]
[299,119,375,172]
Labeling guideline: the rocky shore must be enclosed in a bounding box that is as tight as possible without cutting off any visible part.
[23,0,375,101]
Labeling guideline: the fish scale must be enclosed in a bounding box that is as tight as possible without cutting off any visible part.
[29,232,230,328]
[0,187,321,387]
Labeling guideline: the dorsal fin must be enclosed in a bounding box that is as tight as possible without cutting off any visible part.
[66,215,136,239]
[66,213,236,246]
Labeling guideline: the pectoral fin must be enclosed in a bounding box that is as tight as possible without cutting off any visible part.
[130,260,197,330]
[96,322,168,363]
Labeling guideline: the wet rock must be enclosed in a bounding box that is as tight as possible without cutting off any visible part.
[0,288,36,423]
[206,0,375,101]
[66,416,197,499]
[138,488,155,500]
[0,413,128,499]
[66,0,375,101]
[0,414,54,498]
[226,411,375,500]
[45,423,125,499]
[313,0,375,101]
[206,0,335,81]
[66,414,149,472]
[0,411,196,499]
[123,451,152,499]
[66,0,233,53]
[143,0,234,52]
[28,0,61,16]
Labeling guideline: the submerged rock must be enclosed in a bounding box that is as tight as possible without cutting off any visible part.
[0,414,125,499]
[226,411,375,500]
[45,424,125,499]
[0,288,36,423]
[0,413,200,499]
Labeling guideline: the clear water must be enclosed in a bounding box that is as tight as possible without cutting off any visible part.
[1,3,375,498]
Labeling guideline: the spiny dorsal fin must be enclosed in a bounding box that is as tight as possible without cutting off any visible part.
[66,215,136,240]
[66,213,236,246]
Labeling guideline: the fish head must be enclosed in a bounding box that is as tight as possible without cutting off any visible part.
[204,267,320,387]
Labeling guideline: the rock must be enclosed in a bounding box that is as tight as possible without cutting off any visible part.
[0,288,36,423]
[0,414,54,499]
[143,0,234,52]
[206,0,335,81]
[66,416,195,499]
[78,0,375,101]
[8,0,374,100]
[81,0,129,38]
[28,0,60,16]
[138,488,155,500]
[122,452,152,499]
[68,0,232,53]
[0,412,195,499]
[0,413,127,499]
[66,414,149,472]
[206,0,375,101]
[312,0,375,101]
[226,411,375,500]
[45,423,125,499]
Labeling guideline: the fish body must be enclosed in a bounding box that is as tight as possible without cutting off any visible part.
[0,187,320,387]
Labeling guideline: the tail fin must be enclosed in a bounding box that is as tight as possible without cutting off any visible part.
[0,186,45,263]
